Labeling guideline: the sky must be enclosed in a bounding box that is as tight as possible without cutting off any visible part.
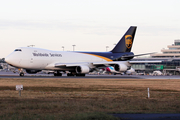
[0,0,180,58]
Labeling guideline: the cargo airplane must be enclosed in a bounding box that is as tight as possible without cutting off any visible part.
[5,26,161,77]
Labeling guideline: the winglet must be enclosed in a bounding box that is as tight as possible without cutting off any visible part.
[111,26,137,53]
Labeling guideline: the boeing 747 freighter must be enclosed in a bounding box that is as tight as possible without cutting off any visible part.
[5,26,161,76]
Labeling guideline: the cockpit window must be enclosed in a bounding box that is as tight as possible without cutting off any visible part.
[14,49,22,51]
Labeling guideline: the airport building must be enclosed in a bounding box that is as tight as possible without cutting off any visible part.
[151,39,180,58]
[132,40,180,75]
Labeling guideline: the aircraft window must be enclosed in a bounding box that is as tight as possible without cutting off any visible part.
[14,49,22,51]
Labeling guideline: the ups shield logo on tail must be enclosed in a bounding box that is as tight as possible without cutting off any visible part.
[125,35,132,49]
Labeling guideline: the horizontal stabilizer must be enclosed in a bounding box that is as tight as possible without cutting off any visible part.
[129,61,162,64]
[121,52,157,59]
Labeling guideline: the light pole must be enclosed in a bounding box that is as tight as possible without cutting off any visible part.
[62,46,64,51]
[106,46,109,52]
[72,45,76,51]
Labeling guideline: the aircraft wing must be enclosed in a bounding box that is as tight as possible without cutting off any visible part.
[55,62,91,67]
[55,61,130,67]
[55,60,162,67]
[92,61,128,66]
[92,60,162,66]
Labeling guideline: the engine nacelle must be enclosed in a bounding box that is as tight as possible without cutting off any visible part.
[76,66,90,74]
[114,64,128,72]
[26,69,42,74]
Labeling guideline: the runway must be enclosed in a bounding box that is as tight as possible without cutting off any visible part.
[0,71,180,79]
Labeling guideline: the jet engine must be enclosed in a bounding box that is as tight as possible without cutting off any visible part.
[114,64,128,72]
[26,69,42,74]
[76,66,90,74]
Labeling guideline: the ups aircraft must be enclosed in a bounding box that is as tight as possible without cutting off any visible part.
[5,26,161,77]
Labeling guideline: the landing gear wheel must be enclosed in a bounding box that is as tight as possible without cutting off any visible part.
[54,72,62,76]
[54,73,57,76]
[20,72,24,77]
[76,74,85,77]
[67,73,75,76]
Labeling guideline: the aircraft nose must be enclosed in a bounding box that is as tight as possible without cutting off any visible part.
[5,50,23,68]
[5,54,15,65]
[5,56,11,64]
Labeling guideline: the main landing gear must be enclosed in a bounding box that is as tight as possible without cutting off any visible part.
[54,71,62,76]
[67,72,85,77]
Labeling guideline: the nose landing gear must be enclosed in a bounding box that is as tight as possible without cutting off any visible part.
[18,68,24,77]
[20,72,24,77]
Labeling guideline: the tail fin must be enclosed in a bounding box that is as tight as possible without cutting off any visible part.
[111,26,137,53]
